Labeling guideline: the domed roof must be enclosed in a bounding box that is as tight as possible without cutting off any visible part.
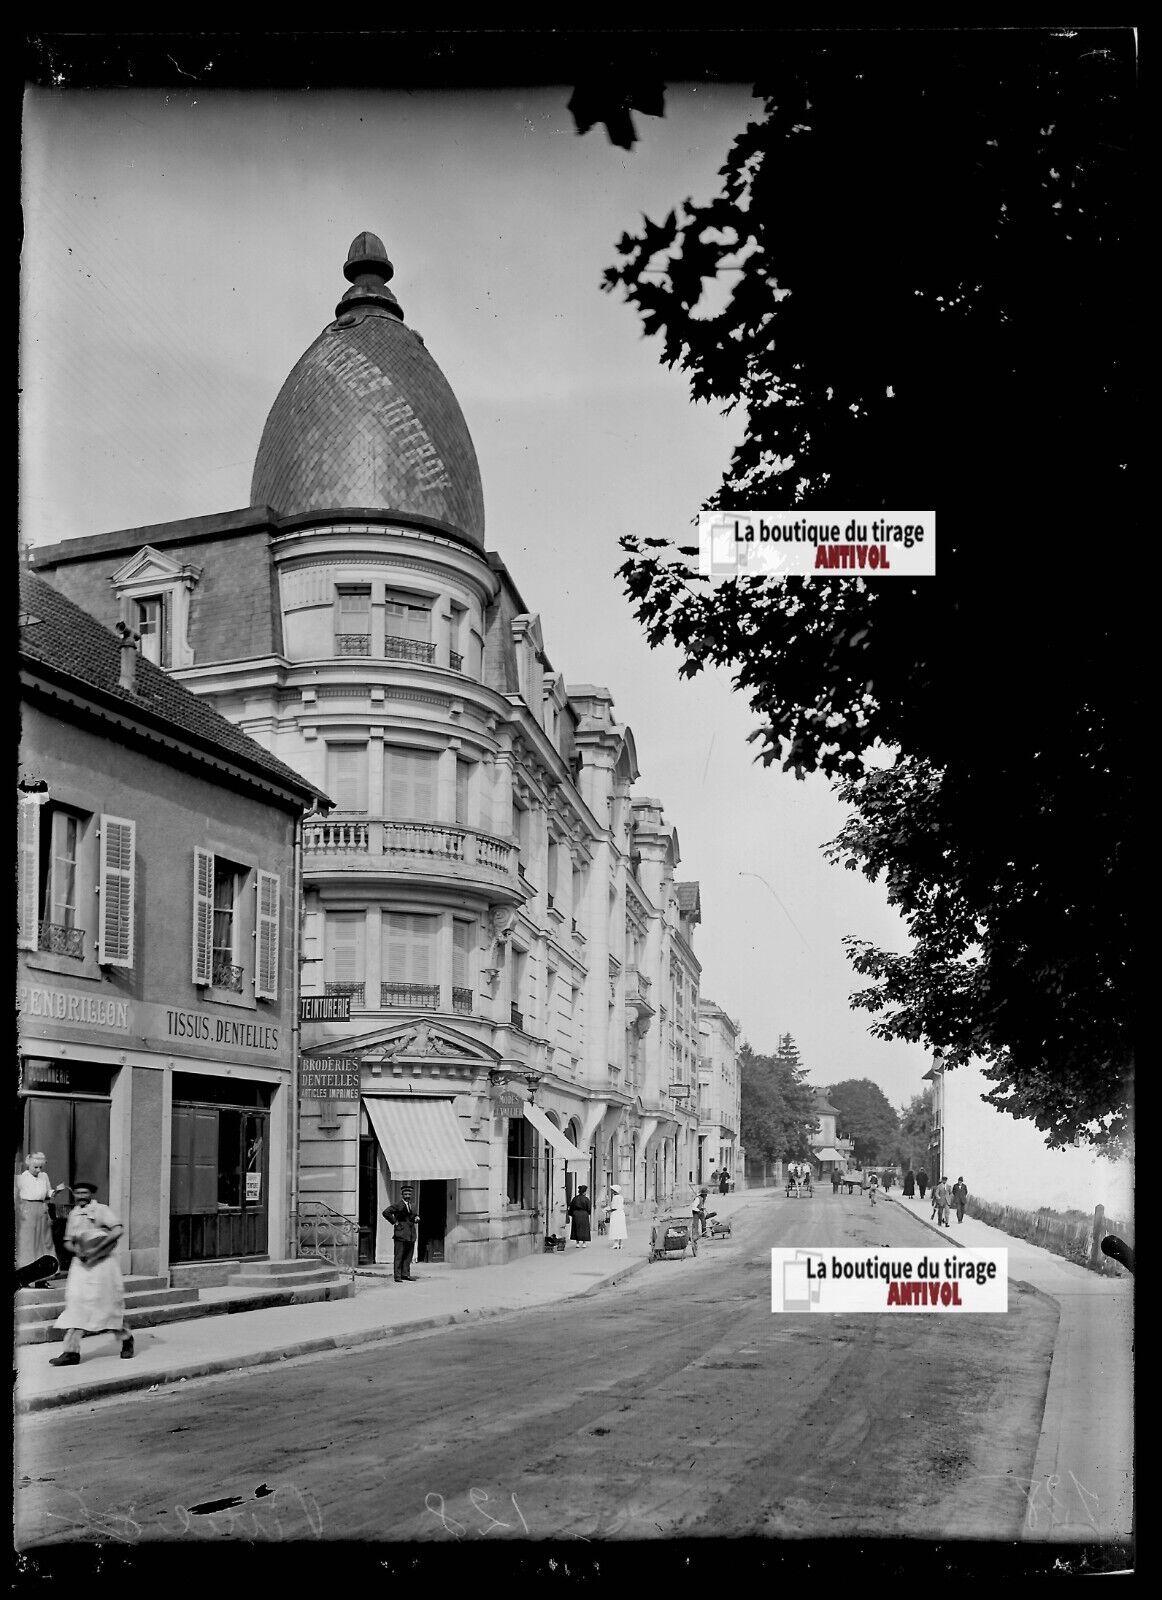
[251,233,485,546]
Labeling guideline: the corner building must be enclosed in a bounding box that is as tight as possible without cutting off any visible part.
[32,232,709,1265]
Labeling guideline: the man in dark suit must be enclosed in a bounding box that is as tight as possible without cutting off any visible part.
[382,1184,419,1282]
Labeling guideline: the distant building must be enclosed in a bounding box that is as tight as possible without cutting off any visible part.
[18,570,325,1279]
[30,231,717,1264]
[809,1089,855,1176]
[697,999,741,1184]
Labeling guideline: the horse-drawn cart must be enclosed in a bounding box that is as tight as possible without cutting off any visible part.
[785,1170,813,1198]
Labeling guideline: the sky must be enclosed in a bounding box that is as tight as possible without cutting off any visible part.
[19,81,1130,1215]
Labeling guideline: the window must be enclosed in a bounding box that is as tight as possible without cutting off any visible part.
[384,748,438,821]
[135,595,171,667]
[455,759,471,827]
[384,591,434,663]
[212,859,244,990]
[335,587,371,656]
[509,944,528,1030]
[546,839,559,907]
[18,797,108,962]
[382,912,438,1008]
[326,743,369,813]
[452,919,473,1013]
[193,849,255,992]
[449,603,466,671]
[507,1114,533,1207]
[325,913,366,1007]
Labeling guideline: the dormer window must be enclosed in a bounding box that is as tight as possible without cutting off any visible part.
[110,547,200,670]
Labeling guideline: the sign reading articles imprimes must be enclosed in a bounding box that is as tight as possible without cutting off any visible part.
[698,511,936,579]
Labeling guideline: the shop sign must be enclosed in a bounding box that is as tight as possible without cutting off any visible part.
[494,1091,524,1118]
[669,1083,691,1102]
[21,1058,116,1095]
[299,1057,361,1099]
[300,994,351,1023]
[245,1172,262,1203]
[19,983,130,1033]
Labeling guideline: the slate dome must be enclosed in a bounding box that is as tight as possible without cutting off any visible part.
[251,232,485,546]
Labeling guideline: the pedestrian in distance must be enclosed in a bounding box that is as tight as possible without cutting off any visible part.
[382,1183,420,1281]
[868,1171,880,1205]
[832,1168,841,1195]
[916,1168,929,1201]
[15,1151,65,1286]
[48,1180,133,1366]
[933,1177,951,1227]
[903,1168,915,1197]
[607,1185,628,1250]
[567,1185,592,1247]
[719,1168,730,1196]
[951,1176,968,1224]
[692,1187,713,1238]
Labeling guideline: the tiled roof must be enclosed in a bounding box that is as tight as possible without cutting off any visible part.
[250,238,484,545]
[19,570,325,807]
[675,881,701,914]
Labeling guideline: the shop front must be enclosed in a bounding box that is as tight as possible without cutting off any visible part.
[169,1073,271,1262]
[361,1092,477,1267]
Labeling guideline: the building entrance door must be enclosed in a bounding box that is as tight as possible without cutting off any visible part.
[417,1180,447,1263]
[357,1136,378,1265]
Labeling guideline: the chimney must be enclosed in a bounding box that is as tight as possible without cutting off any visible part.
[115,621,140,692]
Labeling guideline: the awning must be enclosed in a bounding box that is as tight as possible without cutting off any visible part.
[522,1101,589,1172]
[814,1147,842,1162]
[362,1096,476,1181]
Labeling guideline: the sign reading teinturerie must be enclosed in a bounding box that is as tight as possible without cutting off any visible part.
[771,1248,1007,1313]
[299,1059,361,1099]
[300,994,352,1022]
[698,511,937,580]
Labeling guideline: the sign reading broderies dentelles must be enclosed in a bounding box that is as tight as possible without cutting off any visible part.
[771,1248,1007,1313]
[698,511,936,580]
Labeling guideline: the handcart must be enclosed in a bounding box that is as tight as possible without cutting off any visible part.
[649,1214,698,1262]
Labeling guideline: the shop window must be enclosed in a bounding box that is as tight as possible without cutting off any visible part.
[335,586,371,656]
[326,742,369,813]
[507,1114,533,1207]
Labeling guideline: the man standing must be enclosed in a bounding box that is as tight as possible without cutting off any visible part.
[49,1180,133,1366]
[916,1167,929,1201]
[382,1184,419,1282]
[933,1176,951,1227]
[951,1176,969,1224]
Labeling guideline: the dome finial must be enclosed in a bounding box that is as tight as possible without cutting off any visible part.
[336,231,403,320]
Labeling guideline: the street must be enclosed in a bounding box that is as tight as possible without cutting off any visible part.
[14,1191,1061,1550]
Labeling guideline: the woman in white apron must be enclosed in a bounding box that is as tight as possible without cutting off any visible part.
[49,1180,134,1366]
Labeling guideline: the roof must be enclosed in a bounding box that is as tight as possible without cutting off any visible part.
[250,233,485,547]
[675,881,701,918]
[19,570,327,809]
[814,1090,841,1115]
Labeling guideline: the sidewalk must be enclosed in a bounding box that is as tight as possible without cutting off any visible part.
[14,1193,744,1416]
[884,1189,1134,1544]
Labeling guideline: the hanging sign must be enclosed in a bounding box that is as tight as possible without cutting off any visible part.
[300,1058,361,1099]
[301,994,352,1022]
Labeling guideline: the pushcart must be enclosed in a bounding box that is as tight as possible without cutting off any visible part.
[649,1214,698,1262]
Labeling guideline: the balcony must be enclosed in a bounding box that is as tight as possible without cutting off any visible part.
[302,817,520,896]
[510,1003,525,1031]
[384,635,436,664]
[212,957,244,992]
[325,980,365,1008]
[626,967,655,1023]
[38,921,84,959]
[334,632,371,657]
[452,987,473,1015]
[449,651,463,672]
[381,983,440,1010]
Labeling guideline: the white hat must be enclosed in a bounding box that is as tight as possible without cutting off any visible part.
[610,1185,621,1194]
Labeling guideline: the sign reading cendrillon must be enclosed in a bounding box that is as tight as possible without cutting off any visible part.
[300,994,352,1023]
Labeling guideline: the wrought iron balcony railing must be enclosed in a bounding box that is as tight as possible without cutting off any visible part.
[383,635,436,664]
[449,650,463,672]
[510,1003,524,1030]
[325,980,365,1007]
[381,982,440,1010]
[334,632,371,656]
[38,921,84,959]
[212,957,244,992]
[452,987,473,1014]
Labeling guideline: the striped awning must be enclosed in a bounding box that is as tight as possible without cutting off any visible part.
[362,1096,476,1181]
[522,1101,589,1172]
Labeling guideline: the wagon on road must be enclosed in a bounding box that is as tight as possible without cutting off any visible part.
[649,1214,698,1262]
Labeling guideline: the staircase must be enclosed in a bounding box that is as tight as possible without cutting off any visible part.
[14,1257,353,1347]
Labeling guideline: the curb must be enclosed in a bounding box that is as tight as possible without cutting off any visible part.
[16,1252,656,1414]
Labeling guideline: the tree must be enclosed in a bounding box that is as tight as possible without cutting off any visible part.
[895,1092,934,1172]
[740,1036,819,1165]
[604,30,1135,1154]
[826,1080,899,1166]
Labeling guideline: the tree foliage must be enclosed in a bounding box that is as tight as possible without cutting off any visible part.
[605,30,1135,1154]
[826,1079,899,1166]
[895,1091,935,1172]
[739,1035,819,1164]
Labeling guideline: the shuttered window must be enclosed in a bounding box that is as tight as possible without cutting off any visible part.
[326,913,365,984]
[254,871,280,1000]
[98,815,136,967]
[455,759,470,825]
[383,748,437,820]
[384,593,430,642]
[383,912,436,983]
[192,848,215,984]
[326,743,369,813]
[452,919,473,989]
[49,811,81,928]
[135,594,171,667]
[17,795,41,950]
[335,587,371,632]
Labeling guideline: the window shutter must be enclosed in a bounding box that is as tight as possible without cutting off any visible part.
[328,914,365,983]
[17,795,41,950]
[192,847,215,984]
[452,920,472,988]
[327,744,368,812]
[98,815,136,967]
[455,760,470,826]
[385,749,437,820]
[254,871,280,999]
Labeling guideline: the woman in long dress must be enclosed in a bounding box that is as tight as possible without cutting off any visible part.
[15,1152,61,1280]
[567,1185,592,1248]
[607,1185,628,1250]
[49,1180,134,1366]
